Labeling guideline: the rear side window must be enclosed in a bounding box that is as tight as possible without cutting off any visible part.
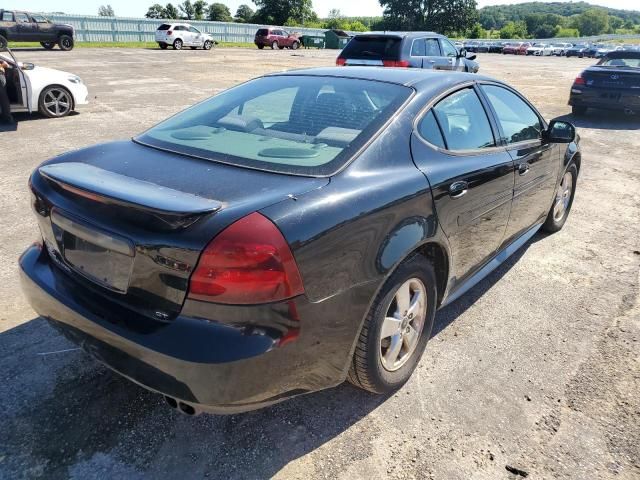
[1,12,12,21]
[256,29,268,36]
[137,75,412,176]
[418,111,446,149]
[481,85,542,144]
[341,36,402,60]
[15,12,29,23]
[158,24,171,30]
[432,88,495,151]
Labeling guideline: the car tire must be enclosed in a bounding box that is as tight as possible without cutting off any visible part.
[41,42,56,50]
[271,41,278,50]
[158,42,168,49]
[291,41,299,50]
[173,39,183,50]
[572,105,587,116]
[257,44,264,49]
[347,255,437,394]
[38,86,74,118]
[203,40,213,50]
[58,35,74,51]
[542,163,578,234]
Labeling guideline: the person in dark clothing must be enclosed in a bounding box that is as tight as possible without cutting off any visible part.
[0,59,15,124]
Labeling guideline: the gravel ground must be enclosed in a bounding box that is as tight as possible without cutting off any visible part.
[0,48,638,480]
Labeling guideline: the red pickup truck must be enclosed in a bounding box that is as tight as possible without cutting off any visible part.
[254,28,301,50]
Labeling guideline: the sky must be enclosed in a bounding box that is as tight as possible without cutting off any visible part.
[3,0,639,19]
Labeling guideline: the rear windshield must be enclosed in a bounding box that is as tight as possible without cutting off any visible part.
[136,75,412,176]
[256,29,268,36]
[158,24,171,30]
[340,36,402,60]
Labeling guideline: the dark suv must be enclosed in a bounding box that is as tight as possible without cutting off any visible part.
[337,32,478,72]
[0,10,74,50]
[254,28,301,50]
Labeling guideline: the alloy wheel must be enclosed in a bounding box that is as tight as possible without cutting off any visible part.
[553,171,573,222]
[43,88,72,117]
[379,278,427,372]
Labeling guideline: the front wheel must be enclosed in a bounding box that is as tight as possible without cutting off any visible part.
[542,163,578,233]
[291,41,299,50]
[271,41,278,50]
[173,39,183,50]
[58,35,74,51]
[203,40,213,50]
[41,42,56,50]
[348,256,437,394]
[39,86,73,118]
[257,44,264,50]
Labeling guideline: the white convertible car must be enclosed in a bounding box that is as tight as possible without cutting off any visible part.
[1,47,88,118]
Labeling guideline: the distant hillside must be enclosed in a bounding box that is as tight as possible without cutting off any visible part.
[479,1,640,30]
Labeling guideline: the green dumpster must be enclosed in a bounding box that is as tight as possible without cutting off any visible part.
[300,35,325,49]
[324,29,351,49]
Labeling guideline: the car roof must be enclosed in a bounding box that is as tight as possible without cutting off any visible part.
[354,31,444,39]
[269,66,496,91]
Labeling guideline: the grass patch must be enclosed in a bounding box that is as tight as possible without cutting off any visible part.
[8,41,255,49]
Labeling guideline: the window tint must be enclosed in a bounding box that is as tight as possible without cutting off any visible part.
[411,39,426,56]
[441,39,458,57]
[418,111,446,149]
[425,38,441,56]
[256,29,268,36]
[189,27,200,33]
[137,76,412,176]
[340,36,402,60]
[31,14,48,22]
[1,12,12,21]
[432,88,495,150]
[158,24,171,30]
[482,85,542,144]
[15,13,29,22]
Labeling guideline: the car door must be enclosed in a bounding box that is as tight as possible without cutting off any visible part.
[15,12,35,41]
[411,85,515,284]
[189,27,202,46]
[440,38,464,71]
[30,14,55,42]
[478,83,559,246]
[410,37,448,70]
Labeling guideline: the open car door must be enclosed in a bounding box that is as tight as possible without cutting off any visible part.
[1,45,32,112]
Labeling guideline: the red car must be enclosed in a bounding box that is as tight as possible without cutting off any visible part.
[502,42,528,55]
[517,42,532,55]
[254,28,301,50]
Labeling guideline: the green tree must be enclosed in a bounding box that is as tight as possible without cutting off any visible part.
[254,0,315,26]
[208,3,232,21]
[146,4,166,18]
[499,20,527,39]
[348,20,368,32]
[164,3,180,19]
[467,22,485,39]
[235,4,254,23]
[193,0,207,20]
[379,0,478,36]
[572,8,609,36]
[179,0,196,19]
[533,24,558,38]
[98,5,115,16]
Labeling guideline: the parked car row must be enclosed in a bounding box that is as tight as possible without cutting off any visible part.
[464,39,640,59]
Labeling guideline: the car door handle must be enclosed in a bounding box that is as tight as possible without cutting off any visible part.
[449,181,468,198]
[517,163,530,175]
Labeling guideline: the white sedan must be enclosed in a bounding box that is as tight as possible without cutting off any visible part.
[526,43,553,56]
[1,47,88,118]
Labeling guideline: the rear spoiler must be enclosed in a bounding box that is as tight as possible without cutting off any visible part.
[39,162,222,217]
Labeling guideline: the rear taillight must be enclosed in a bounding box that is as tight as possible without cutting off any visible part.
[336,58,346,66]
[167,30,173,36]
[187,212,304,305]
[383,60,410,67]
[574,73,585,85]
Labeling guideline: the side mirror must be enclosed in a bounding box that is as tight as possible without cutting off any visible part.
[544,119,576,143]
[457,48,467,57]
[20,62,35,71]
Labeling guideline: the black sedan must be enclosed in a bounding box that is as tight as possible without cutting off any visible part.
[569,51,640,116]
[20,68,581,415]
[566,43,589,58]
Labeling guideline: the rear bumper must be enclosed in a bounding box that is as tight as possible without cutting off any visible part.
[20,244,373,413]
[569,86,640,111]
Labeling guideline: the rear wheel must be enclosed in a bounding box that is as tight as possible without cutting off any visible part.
[58,35,74,51]
[158,42,168,49]
[542,163,578,234]
[572,105,587,116]
[173,39,183,50]
[271,41,278,50]
[41,42,56,50]
[348,256,437,394]
[39,86,73,118]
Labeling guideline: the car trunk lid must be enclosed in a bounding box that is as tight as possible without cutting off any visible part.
[583,67,640,89]
[30,140,328,321]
